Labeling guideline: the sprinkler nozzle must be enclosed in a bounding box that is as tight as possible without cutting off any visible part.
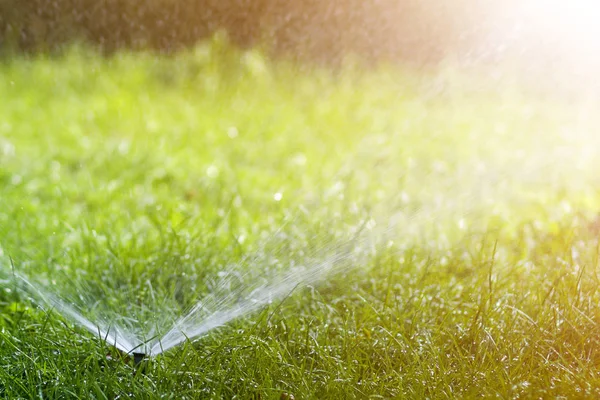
[133,352,146,366]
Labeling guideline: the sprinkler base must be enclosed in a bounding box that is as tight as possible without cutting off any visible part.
[133,352,146,366]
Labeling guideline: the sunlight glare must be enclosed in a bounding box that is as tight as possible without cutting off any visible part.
[521,0,600,49]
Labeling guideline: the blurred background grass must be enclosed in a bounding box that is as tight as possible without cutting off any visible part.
[1,39,599,313]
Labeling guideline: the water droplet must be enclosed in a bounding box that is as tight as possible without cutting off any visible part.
[118,140,130,155]
[206,165,219,178]
[401,191,410,203]
[291,153,306,166]
[227,126,239,138]
[146,120,159,133]
[1,138,15,156]
[233,195,242,208]
[10,175,22,185]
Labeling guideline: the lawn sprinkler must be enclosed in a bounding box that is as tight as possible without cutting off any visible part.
[104,349,148,371]
[129,351,151,375]
[133,352,146,366]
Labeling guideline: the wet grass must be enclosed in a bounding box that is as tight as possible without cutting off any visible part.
[1,40,600,398]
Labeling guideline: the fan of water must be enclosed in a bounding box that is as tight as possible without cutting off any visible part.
[11,221,387,357]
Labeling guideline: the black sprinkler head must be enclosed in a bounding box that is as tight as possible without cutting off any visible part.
[133,352,146,366]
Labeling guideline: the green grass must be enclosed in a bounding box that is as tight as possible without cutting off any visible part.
[1,40,600,398]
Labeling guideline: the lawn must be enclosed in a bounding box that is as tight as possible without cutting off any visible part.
[1,40,600,398]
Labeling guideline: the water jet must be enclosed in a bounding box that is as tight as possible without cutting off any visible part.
[5,222,387,360]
